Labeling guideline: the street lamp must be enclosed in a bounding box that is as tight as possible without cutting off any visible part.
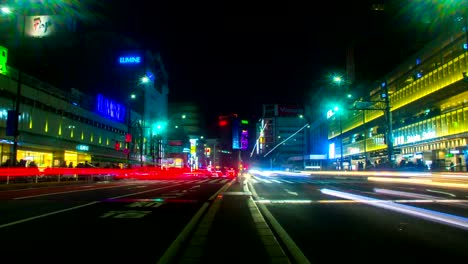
[151,114,187,168]
[125,75,151,168]
[327,105,344,171]
[2,6,26,166]
[126,93,136,168]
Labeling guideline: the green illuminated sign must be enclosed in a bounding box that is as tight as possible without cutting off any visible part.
[241,120,249,124]
[0,46,8,75]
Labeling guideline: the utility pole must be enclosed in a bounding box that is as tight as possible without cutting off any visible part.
[383,81,393,165]
[351,80,393,167]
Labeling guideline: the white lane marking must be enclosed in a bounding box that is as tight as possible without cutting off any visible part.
[248,181,310,264]
[219,179,229,184]
[271,179,282,183]
[14,184,141,200]
[1,183,184,229]
[284,189,298,196]
[281,180,294,183]
[0,202,99,229]
[208,179,219,184]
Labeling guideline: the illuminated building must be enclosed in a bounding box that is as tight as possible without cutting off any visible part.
[328,23,468,171]
[0,68,134,168]
[255,104,306,169]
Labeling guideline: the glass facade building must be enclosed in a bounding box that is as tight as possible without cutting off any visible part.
[328,25,468,171]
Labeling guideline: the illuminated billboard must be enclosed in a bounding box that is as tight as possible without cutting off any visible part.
[25,16,66,38]
[0,46,7,74]
[240,129,248,150]
[276,104,304,117]
[96,94,126,122]
[119,56,141,64]
[232,119,240,150]
[118,51,143,66]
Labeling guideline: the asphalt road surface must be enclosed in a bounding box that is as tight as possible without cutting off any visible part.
[0,177,232,263]
[246,173,468,263]
[2,172,468,264]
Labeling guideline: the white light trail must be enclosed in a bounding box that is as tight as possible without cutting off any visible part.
[321,188,468,230]
[264,123,309,157]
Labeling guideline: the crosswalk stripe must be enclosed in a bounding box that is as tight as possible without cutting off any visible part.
[270,179,282,183]
[219,179,229,184]
[281,180,294,183]
[208,179,219,184]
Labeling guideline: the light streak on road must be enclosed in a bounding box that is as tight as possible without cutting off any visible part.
[256,199,468,204]
[426,189,456,197]
[374,188,446,200]
[368,177,468,189]
[320,188,468,231]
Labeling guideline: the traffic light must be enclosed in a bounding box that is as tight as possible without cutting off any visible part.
[219,120,228,126]
[115,141,121,151]
[125,133,132,143]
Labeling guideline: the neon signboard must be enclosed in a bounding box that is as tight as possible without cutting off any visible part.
[119,56,141,64]
[76,144,89,151]
[96,94,126,122]
[241,129,249,150]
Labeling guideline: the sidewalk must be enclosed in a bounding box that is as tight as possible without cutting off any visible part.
[175,177,291,264]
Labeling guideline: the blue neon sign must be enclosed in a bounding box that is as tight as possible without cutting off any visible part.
[119,56,141,64]
[96,94,126,122]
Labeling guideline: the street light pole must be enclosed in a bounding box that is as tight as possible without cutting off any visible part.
[339,111,344,171]
[126,101,131,168]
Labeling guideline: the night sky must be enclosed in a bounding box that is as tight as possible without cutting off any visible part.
[89,1,447,122]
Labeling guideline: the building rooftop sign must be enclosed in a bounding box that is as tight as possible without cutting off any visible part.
[119,56,141,64]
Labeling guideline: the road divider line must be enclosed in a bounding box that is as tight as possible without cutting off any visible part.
[13,183,144,199]
[1,184,184,229]
[248,181,311,264]
[158,180,234,264]
[0,201,99,229]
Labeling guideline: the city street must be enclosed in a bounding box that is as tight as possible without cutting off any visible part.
[1,172,468,263]
[0,177,233,263]
[247,172,468,263]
